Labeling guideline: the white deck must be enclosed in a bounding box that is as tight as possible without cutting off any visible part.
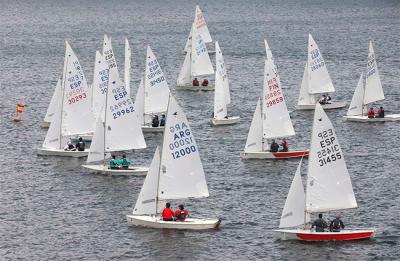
[211,116,240,126]
[343,114,400,122]
[273,228,375,241]
[142,126,165,133]
[176,84,215,91]
[37,148,89,157]
[82,164,148,176]
[296,101,347,110]
[126,215,221,230]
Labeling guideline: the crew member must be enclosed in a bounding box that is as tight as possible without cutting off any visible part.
[367,108,375,118]
[329,213,345,232]
[377,106,384,118]
[160,115,166,127]
[193,78,199,86]
[75,137,85,151]
[202,79,209,87]
[174,204,189,221]
[152,115,159,127]
[64,139,76,151]
[279,138,289,152]
[121,154,131,170]
[312,213,328,232]
[270,139,279,153]
[162,202,175,221]
[110,155,119,169]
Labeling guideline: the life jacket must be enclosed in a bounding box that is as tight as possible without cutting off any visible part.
[77,141,85,151]
[122,158,129,167]
[193,79,199,86]
[177,210,185,220]
[282,141,288,149]
[162,208,174,220]
[202,79,209,86]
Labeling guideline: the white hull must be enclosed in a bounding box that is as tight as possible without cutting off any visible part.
[240,150,309,159]
[142,126,165,133]
[296,101,346,110]
[37,148,89,157]
[82,164,148,176]
[343,114,400,122]
[273,228,375,241]
[176,84,215,91]
[41,121,50,129]
[211,116,240,126]
[126,215,221,230]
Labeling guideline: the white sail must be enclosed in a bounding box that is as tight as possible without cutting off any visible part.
[105,68,146,151]
[92,51,109,120]
[177,50,192,86]
[279,159,310,228]
[262,58,295,139]
[306,103,357,213]
[86,114,106,163]
[183,26,193,53]
[144,46,170,114]
[191,24,214,77]
[133,147,162,215]
[307,34,335,94]
[158,96,209,200]
[133,77,145,125]
[298,62,312,105]
[44,78,61,123]
[62,42,94,136]
[347,72,366,116]
[43,90,63,149]
[364,41,385,105]
[194,5,212,43]
[244,99,263,152]
[214,42,229,119]
[124,38,131,97]
[102,34,120,82]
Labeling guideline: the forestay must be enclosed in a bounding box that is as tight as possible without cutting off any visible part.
[307,34,335,95]
[214,41,230,119]
[244,99,263,152]
[44,78,61,123]
[279,159,310,228]
[191,23,214,77]
[133,147,163,215]
[124,38,131,97]
[347,73,365,116]
[133,77,145,125]
[158,96,209,200]
[297,62,312,105]
[105,67,146,151]
[62,42,94,136]
[364,41,385,105]
[306,103,357,213]
[92,51,109,120]
[144,46,170,114]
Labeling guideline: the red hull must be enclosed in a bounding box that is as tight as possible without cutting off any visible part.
[273,150,309,159]
[296,231,374,241]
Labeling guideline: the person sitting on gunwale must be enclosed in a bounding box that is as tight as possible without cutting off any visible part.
[376,106,384,118]
[367,107,375,118]
[152,115,159,127]
[329,213,345,232]
[162,202,175,221]
[193,77,199,87]
[121,154,131,170]
[270,139,279,153]
[109,155,119,169]
[174,204,189,221]
[312,213,328,232]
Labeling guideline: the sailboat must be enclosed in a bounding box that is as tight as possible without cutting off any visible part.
[183,5,215,55]
[344,41,400,122]
[126,95,221,230]
[177,22,215,91]
[41,78,62,128]
[240,39,309,159]
[37,41,95,157]
[82,60,147,175]
[273,103,375,241]
[296,34,346,110]
[133,46,170,133]
[211,41,240,126]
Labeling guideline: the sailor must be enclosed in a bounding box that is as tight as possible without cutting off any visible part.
[174,204,189,221]
[279,138,289,152]
[377,106,384,118]
[75,137,85,151]
[64,139,76,151]
[162,202,175,221]
[312,213,328,232]
[319,95,327,105]
[121,154,131,170]
[109,155,119,169]
[152,115,159,127]
[270,139,279,153]
[159,115,166,127]
[201,79,209,87]
[367,107,375,118]
[193,77,200,86]
[326,95,332,104]
[329,213,345,232]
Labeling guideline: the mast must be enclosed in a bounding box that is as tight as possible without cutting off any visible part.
[361,73,366,116]
[103,69,110,167]
[59,51,68,149]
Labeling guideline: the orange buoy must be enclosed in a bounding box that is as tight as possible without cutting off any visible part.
[13,103,24,122]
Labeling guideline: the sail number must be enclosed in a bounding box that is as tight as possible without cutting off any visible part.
[265,78,284,108]
[98,69,108,94]
[310,49,325,72]
[169,122,197,159]
[147,60,166,86]
[103,49,117,69]
[110,96,134,119]
[316,128,342,167]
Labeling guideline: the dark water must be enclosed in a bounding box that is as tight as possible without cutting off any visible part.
[1,0,399,259]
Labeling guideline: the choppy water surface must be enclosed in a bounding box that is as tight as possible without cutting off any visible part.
[0,0,399,259]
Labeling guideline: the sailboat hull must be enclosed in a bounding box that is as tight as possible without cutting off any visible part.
[126,215,221,230]
[273,228,375,241]
[41,121,50,129]
[343,114,400,122]
[37,148,89,157]
[82,164,148,176]
[211,116,240,126]
[296,101,347,110]
[240,150,309,159]
[142,126,165,133]
[176,84,215,91]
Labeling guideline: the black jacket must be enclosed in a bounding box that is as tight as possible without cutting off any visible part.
[312,218,328,232]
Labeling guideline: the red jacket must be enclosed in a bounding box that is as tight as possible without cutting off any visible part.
[162,208,175,220]
[202,79,209,86]
[368,109,375,118]
[193,79,199,86]
[281,141,288,150]
[174,209,189,221]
